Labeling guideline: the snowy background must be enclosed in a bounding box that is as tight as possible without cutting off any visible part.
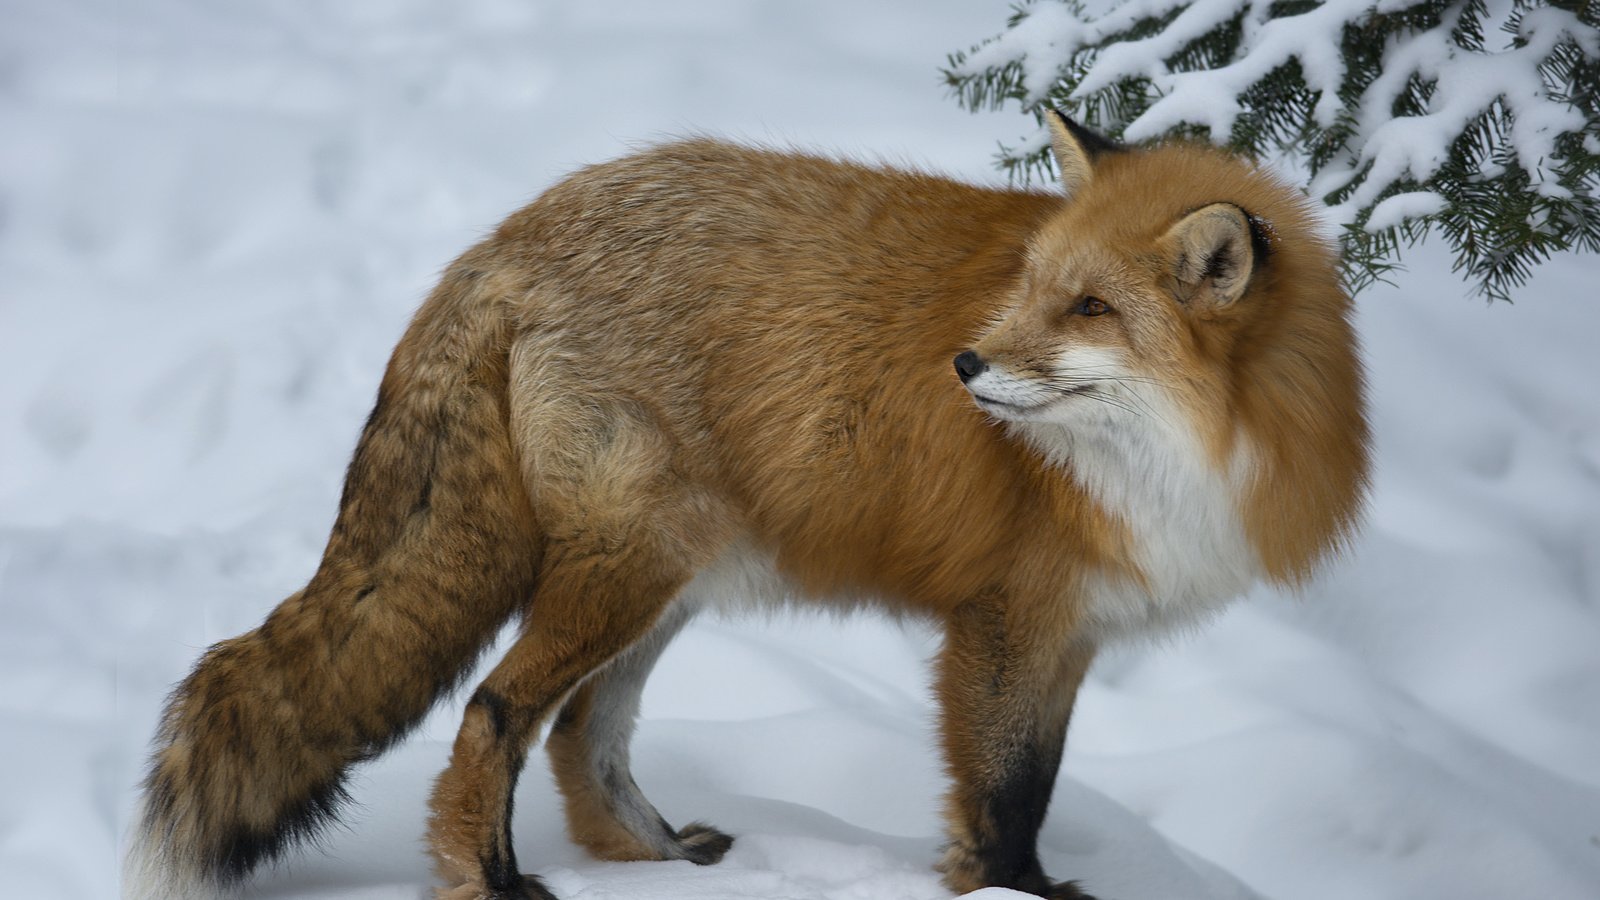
[3,1,1599,899]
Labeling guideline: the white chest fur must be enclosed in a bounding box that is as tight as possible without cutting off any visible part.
[1021,401,1262,640]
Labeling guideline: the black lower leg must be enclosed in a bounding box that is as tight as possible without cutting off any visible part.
[973,717,1069,892]
[470,688,560,900]
[937,601,1097,900]
[973,709,1099,900]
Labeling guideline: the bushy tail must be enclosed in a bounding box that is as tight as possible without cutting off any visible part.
[125,260,543,898]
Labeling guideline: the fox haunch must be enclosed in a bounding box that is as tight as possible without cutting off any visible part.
[128,113,1368,900]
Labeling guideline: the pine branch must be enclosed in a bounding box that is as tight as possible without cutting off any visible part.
[944,0,1600,301]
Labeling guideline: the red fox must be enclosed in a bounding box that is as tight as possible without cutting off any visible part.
[127,113,1368,900]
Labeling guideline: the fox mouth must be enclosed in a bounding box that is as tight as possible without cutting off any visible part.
[968,383,1096,417]
[970,393,1046,415]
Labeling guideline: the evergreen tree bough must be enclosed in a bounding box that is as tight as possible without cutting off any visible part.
[946,0,1600,301]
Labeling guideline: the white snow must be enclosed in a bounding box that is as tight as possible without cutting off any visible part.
[3,2,1600,900]
[1364,191,1448,232]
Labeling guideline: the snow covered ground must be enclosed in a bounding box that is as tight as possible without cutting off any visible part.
[3,2,1599,899]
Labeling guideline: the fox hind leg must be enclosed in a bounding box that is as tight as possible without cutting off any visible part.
[546,597,734,865]
[425,533,708,899]
[426,373,735,898]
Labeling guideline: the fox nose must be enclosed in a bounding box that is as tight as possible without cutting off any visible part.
[953,350,987,383]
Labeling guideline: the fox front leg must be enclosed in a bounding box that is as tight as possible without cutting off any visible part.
[934,597,1098,900]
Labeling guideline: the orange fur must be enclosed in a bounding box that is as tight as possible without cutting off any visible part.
[128,117,1367,900]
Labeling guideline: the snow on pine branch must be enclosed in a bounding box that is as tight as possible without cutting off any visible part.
[1318,2,1594,220]
[1076,0,1359,136]
[945,0,1600,301]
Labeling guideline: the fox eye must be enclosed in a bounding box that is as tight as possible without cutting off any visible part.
[1074,296,1110,317]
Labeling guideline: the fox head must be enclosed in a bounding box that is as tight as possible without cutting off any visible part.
[957,112,1287,437]
[957,111,1368,584]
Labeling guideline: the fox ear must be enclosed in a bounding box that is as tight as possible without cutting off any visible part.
[1162,203,1257,309]
[1045,110,1120,200]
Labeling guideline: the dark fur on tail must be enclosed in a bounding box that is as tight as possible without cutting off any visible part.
[127,259,543,897]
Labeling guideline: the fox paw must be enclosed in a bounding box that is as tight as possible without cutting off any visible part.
[675,821,735,865]
[434,875,559,900]
[1048,880,1099,900]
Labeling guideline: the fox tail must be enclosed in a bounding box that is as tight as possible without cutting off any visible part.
[124,260,542,898]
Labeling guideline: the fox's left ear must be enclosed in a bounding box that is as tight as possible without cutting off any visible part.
[1161,203,1258,309]
[1045,110,1121,201]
